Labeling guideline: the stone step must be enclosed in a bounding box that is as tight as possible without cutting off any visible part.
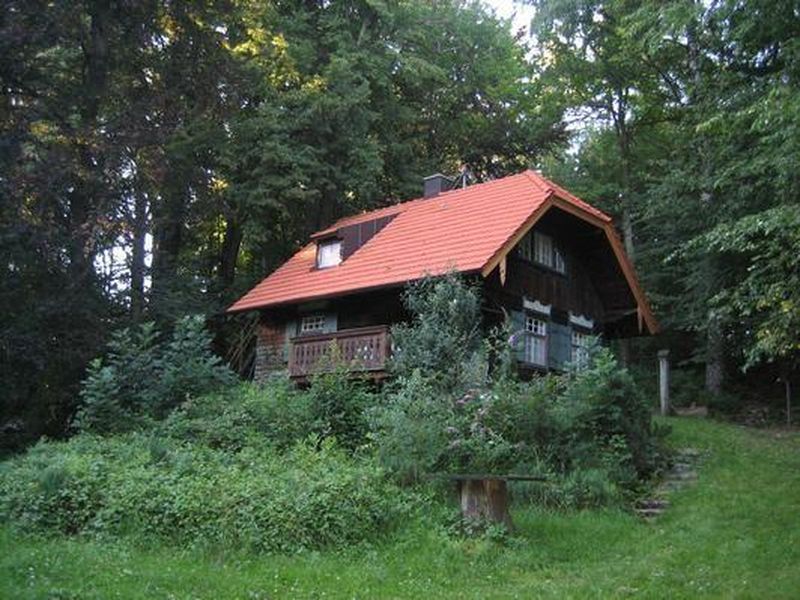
[666,471,697,481]
[635,507,665,518]
[636,498,671,510]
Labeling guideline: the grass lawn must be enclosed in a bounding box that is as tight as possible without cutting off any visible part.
[2,417,798,599]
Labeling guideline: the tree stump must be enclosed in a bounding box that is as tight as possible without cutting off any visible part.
[458,477,513,530]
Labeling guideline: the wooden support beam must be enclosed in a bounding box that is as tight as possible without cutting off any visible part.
[658,349,670,416]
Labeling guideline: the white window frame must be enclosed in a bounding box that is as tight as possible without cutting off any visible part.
[571,330,591,367]
[317,239,342,268]
[531,231,566,274]
[299,314,326,335]
[524,315,548,366]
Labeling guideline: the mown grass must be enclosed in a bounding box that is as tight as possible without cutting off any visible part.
[2,417,799,599]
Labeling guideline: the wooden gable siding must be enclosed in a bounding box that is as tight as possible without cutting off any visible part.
[484,224,605,322]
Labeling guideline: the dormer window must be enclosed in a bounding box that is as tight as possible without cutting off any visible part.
[317,239,342,268]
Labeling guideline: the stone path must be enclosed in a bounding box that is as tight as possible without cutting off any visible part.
[634,448,703,519]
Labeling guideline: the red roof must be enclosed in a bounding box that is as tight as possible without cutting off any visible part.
[229,170,616,313]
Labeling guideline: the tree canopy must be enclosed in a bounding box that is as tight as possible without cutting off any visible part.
[2,0,798,445]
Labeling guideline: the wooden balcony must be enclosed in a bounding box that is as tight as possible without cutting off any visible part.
[288,325,391,379]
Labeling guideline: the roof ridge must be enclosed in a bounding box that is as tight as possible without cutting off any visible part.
[523,169,612,222]
[311,172,529,237]
[521,169,554,194]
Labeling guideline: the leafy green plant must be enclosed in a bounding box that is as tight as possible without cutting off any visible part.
[389,272,485,391]
[0,433,416,553]
[305,368,375,451]
[74,316,235,434]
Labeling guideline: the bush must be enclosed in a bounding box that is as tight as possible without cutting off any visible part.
[0,434,415,553]
[369,371,454,482]
[305,368,375,451]
[162,380,315,452]
[390,272,485,390]
[74,316,236,434]
[372,337,668,505]
[162,372,373,454]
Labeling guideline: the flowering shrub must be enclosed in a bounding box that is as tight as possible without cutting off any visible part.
[372,274,668,505]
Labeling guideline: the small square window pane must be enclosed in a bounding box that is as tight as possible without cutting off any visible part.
[317,240,342,268]
[300,315,326,333]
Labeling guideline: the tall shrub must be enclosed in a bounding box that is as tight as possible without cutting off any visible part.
[389,272,485,390]
[74,316,235,434]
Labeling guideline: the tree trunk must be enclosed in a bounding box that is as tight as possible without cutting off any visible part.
[219,218,243,288]
[150,182,185,317]
[130,192,148,319]
[785,377,792,427]
[705,313,725,395]
[458,478,513,530]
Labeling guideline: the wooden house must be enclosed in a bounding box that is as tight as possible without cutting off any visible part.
[228,170,657,380]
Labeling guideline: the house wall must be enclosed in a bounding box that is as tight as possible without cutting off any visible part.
[484,224,605,321]
[253,316,289,380]
[483,222,606,371]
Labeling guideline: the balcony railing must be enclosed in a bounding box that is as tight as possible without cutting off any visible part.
[288,325,390,378]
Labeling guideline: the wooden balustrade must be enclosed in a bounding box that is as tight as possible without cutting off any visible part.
[288,325,390,378]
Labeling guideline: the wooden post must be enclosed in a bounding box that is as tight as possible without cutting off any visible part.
[458,478,513,530]
[786,378,792,427]
[658,349,670,416]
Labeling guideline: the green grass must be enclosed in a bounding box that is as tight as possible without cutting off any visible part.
[2,417,799,599]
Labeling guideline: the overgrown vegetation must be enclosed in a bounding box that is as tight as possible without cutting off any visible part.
[0,433,412,553]
[374,274,667,505]
[75,316,236,434]
[3,419,799,599]
[1,276,667,553]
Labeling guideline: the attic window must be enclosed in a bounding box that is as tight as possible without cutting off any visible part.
[516,231,566,274]
[532,232,566,274]
[317,239,342,268]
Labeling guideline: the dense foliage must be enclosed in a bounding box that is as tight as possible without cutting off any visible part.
[529,0,800,412]
[75,316,236,434]
[0,0,564,445]
[374,275,667,505]
[0,433,412,553]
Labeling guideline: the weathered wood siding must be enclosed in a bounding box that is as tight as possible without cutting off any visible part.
[484,223,605,323]
[253,316,289,380]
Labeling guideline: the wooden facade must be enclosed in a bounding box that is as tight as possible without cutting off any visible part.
[253,206,644,381]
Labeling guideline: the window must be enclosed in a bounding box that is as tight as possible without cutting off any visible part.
[524,315,547,366]
[533,232,552,266]
[517,233,533,261]
[531,232,566,274]
[553,247,566,273]
[317,239,342,268]
[571,330,591,367]
[300,314,326,334]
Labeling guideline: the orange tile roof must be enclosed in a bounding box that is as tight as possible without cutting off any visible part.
[229,170,613,312]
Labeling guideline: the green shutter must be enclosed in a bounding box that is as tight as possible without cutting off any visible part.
[283,320,297,361]
[323,313,338,333]
[548,323,571,370]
